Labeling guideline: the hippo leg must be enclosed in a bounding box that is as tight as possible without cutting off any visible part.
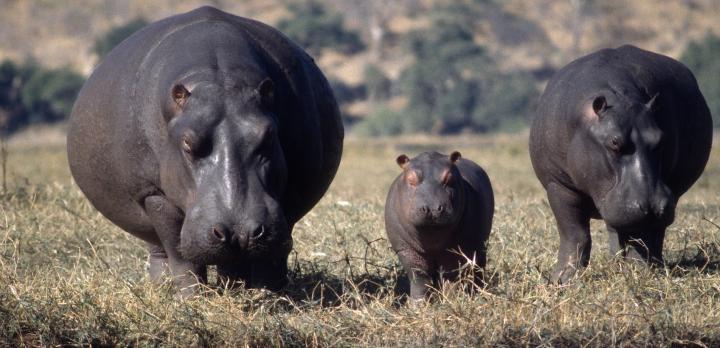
[608,226,665,265]
[147,243,169,282]
[547,183,591,284]
[397,250,433,300]
[144,195,207,297]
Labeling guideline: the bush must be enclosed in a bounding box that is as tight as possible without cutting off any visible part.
[394,11,539,135]
[681,34,720,127]
[0,59,84,133]
[20,67,85,124]
[354,105,404,137]
[278,1,364,55]
[364,64,392,102]
[93,18,148,59]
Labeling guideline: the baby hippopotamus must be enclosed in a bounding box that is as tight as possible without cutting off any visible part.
[385,151,494,299]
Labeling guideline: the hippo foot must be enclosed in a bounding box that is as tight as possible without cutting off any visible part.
[550,262,582,284]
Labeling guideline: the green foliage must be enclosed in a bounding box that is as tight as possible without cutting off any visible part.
[681,33,720,127]
[278,1,364,55]
[354,105,404,136]
[364,64,391,102]
[0,59,84,132]
[93,18,148,59]
[21,67,84,123]
[385,8,538,135]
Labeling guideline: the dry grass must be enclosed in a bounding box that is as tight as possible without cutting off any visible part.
[1,131,719,346]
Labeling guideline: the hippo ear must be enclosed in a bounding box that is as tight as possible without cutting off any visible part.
[450,151,461,163]
[258,78,275,105]
[396,154,410,169]
[592,96,608,115]
[172,84,191,109]
[645,93,659,111]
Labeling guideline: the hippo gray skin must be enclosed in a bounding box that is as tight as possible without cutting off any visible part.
[67,6,343,295]
[385,151,494,299]
[530,45,712,284]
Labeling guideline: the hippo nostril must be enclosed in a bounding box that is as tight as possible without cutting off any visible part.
[211,225,227,242]
[437,205,444,212]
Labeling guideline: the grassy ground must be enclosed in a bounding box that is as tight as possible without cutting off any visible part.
[1,132,719,346]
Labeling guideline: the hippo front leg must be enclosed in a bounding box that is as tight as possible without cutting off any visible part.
[397,250,433,300]
[546,183,592,284]
[144,196,207,297]
[607,225,665,265]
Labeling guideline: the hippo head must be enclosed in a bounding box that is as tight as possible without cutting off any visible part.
[395,151,466,232]
[162,74,291,265]
[568,91,676,231]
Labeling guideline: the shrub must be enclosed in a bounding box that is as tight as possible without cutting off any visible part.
[0,59,84,132]
[395,11,538,135]
[364,64,392,102]
[355,105,404,137]
[93,18,148,59]
[20,66,85,124]
[278,1,364,55]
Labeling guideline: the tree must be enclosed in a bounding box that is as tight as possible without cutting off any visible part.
[20,67,84,124]
[387,5,539,135]
[681,33,720,127]
[0,59,84,133]
[93,18,148,59]
[277,1,364,56]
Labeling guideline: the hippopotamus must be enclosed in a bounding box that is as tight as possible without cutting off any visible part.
[385,151,494,299]
[529,45,712,284]
[67,6,343,295]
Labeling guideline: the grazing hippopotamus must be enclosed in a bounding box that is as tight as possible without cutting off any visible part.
[67,6,343,295]
[385,151,494,299]
[530,45,712,284]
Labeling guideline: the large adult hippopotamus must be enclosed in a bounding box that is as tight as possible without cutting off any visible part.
[530,45,712,284]
[67,6,343,295]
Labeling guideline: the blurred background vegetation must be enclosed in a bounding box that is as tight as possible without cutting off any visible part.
[0,0,719,136]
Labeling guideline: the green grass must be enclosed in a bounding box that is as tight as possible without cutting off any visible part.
[1,132,719,346]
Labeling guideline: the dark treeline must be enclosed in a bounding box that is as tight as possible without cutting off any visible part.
[0,1,718,135]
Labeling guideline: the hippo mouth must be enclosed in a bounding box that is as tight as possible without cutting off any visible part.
[178,222,292,265]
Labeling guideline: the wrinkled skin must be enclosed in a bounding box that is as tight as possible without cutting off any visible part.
[67,6,343,296]
[385,151,494,300]
[529,45,712,284]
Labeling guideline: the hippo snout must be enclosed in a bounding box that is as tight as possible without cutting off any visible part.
[208,221,268,249]
[411,203,454,227]
[233,220,266,250]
